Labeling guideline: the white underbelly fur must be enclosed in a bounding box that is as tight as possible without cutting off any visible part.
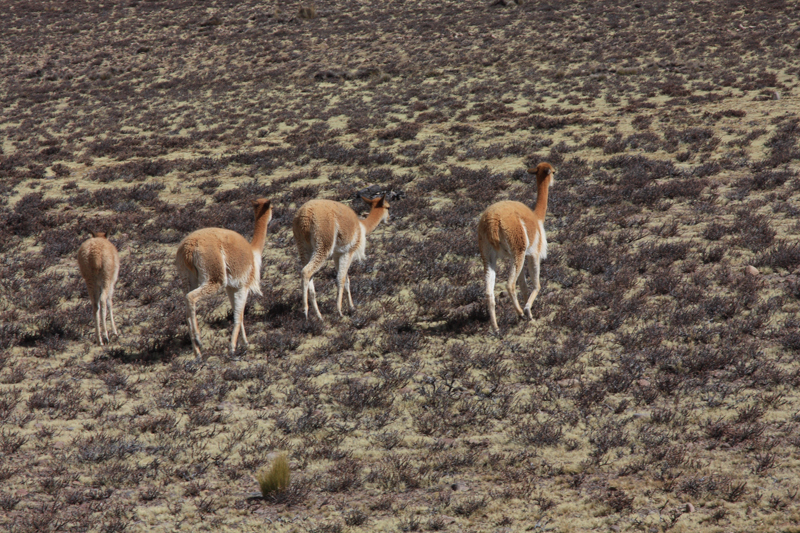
[332,222,366,261]
[520,219,547,259]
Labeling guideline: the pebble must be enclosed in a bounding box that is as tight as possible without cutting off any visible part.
[745,265,759,276]
[686,502,696,513]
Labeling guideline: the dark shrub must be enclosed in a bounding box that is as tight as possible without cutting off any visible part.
[756,241,800,270]
[567,243,610,275]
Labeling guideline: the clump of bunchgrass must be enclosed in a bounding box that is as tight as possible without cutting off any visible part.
[257,453,290,497]
[298,6,316,19]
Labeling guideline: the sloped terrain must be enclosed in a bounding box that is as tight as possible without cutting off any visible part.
[1,1,800,531]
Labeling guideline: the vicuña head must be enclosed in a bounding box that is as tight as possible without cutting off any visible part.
[292,193,390,320]
[175,198,273,356]
[478,162,555,332]
[77,230,120,345]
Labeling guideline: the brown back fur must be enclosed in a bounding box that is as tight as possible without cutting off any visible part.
[176,228,259,293]
[292,196,389,319]
[176,199,272,296]
[478,162,553,259]
[478,200,540,257]
[293,199,360,255]
[77,235,120,300]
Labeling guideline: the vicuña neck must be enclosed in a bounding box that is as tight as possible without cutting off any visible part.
[250,211,270,252]
[361,208,385,235]
[533,177,551,220]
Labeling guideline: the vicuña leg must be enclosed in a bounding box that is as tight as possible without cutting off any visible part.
[522,255,541,319]
[334,252,355,316]
[308,279,322,319]
[100,296,110,344]
[507,252,526,318]
[186,282,221,357]
[236,294,248,347]
[227,287,249,354]
[301,251,326,320]
[183,274,199,353]
[107,294,118,337]
[90,289,103,345]
[345,274,354,310]
[484,258,499,333]
[519,260,531,304]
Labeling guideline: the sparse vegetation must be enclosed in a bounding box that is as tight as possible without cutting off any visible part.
[1,0,799,531]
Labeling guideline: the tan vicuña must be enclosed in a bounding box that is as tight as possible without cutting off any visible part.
[292,196,389,319]
[77,231,120,345]
[478,162,555,332]
[175,199,272,356]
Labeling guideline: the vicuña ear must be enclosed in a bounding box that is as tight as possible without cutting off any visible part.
[376,195,386,208]
[92,231,106,238]
[361,195,374,205]
[527,167,537,174]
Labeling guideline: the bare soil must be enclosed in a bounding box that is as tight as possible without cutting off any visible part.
[1,1,800,531]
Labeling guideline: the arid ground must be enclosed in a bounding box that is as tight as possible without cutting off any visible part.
[2,1,800,531]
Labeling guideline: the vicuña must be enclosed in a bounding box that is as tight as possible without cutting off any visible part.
[77,231,120,345]
[293,195,390,319]
[477,162,555,332]
[175,199,272,356]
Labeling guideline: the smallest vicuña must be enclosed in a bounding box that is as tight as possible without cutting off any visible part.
[77,230,120,345]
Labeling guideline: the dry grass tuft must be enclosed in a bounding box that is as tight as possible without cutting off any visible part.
[298,6,317,19]
[256,453,290,497]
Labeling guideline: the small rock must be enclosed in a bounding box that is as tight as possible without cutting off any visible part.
[637,379,651,388]
[201,14,222,27]
[686,502,696,513]
[745,265,759,276]
[610,526,621,533]
[246,492,265,501]
[772,91,781,100]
